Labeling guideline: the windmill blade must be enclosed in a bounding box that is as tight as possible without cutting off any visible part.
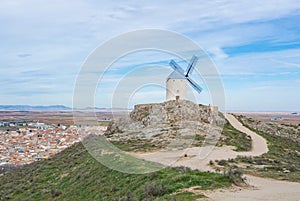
[185,55,198,77]
[169,58,202,94]
[169,60,185,76]
[187,77,202,93]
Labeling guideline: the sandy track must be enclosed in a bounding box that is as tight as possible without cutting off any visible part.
[225,114,268,156]
[203,175,300,201]
[132,114,300,200]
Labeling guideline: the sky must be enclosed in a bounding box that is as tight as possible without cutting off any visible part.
[0,0,300,111]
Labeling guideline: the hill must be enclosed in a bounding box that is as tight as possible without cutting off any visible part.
[0,101,250,200]
[0,142,237,200]
[235,114,300,143]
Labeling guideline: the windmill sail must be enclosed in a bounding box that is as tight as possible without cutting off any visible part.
[169,60,185,76]
[186,55,198,77]
[169,56,202,94]
[187,77,202,93]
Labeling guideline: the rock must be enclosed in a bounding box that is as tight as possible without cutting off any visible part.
[283,168,290,173]
[105,100,225,151]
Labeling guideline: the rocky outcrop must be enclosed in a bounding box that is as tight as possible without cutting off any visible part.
[105,100,225,151]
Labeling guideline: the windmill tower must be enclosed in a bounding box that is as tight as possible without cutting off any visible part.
[166,56,202,101]
[166,70,187,101]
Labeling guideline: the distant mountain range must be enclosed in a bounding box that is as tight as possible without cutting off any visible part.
[0,105,130,111]
[0,105,72,111]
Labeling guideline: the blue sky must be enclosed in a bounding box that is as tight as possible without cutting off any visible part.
[1,0,300,111]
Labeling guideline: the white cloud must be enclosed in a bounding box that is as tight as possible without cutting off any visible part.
[208,47,228,59]
[1,0,300,110]
[216,48,300,75]
[270,59,300,68]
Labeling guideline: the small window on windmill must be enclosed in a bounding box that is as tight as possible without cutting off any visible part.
[176,96,180,100]
[173,80,175,82]
[177,90,179,93]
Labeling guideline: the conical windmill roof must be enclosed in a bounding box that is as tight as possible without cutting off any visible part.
[167,70,186,80]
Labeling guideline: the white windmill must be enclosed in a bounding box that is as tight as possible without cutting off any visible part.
[166,55,202,101]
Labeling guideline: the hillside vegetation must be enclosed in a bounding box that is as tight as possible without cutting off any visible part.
[236,115,300,143]
[0,142,235,200]
[217,120,252,152]
[219,115,300,182]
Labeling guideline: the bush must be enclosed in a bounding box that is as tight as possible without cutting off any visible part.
[217,160,228,166]
[51,189,62,198]
[149,171,157,180]
[119,191,137,201]
[224,168,245,186]
[144,182,169,198]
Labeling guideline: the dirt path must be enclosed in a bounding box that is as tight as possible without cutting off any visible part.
[225,114,268,156]
[202,175,300,201]
[132,114,300,200]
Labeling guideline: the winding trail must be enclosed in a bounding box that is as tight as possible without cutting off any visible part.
[132,114,300,200]
[225,114,268,156]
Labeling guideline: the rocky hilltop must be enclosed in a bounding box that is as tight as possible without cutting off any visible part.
[105,100,225,151]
